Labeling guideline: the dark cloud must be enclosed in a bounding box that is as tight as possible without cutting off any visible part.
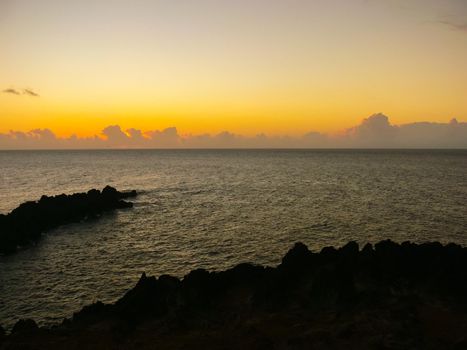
[2,88,20,95]
[439,19,467,32]
[2,88,40,97]
[374,0,467,33]
[23,89,40,97]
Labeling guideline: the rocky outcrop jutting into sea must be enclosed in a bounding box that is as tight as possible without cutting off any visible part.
[2,240,467,349]
[0,186,137,254]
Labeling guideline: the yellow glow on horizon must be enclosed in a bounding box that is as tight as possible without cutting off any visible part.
[1,0,467,138]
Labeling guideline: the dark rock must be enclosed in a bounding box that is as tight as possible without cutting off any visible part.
[5,240,467,349]
[11,319,38,335]
[340,241,359,258]
[0,186,137,254]
[361,242,374,258]
[374,239,400,255]
[218,263,265,288]
[182,269,214,308]
[280,242,313,269]
[119,189,138,199]
[102,185,118,197]
[319,245,338,259]
[72,301,110,325]
[183,269,211,289]
[115,272,179,321]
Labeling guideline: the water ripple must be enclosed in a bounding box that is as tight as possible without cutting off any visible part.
[0,149,466,330]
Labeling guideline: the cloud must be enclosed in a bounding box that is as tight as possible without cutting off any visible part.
[439,19,467,32]
[23,89,39,97]
[343,113,398,147]
[374,0,467,33]
[339,114,467,148]
[396,118,467,148]
[146,127,181,147]
[2,88,40,97]
[126,128,145,141]
[0,114,466,149]
[2,88,20,95]
[102,125,130,146]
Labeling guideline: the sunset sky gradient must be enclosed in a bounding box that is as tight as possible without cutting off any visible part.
[1,0,467,138]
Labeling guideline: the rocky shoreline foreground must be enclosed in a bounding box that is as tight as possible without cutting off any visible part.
[2,240,467,349]
[0,186,137,254]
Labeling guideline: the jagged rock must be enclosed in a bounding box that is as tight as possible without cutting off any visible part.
[339,241,359,258]
[11,319,38,335]
[72,301,110,325]
[4,240,467,349]
[361,242,374,257]
[0,186,137,254]
[0,324,5,342]
[116,273,164,320]
[280,242,312,269]
[217,263,265,287]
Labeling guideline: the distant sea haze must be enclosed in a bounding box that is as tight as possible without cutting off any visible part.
[0,149,466,330]
[0,114,466,149]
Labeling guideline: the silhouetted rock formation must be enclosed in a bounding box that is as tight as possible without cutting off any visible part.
[10,320,38,336]
[0,325,4,342]
[0,186,137,254]
[3,240,467,349]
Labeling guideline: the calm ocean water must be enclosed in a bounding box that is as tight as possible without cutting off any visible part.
[0,149,466,329]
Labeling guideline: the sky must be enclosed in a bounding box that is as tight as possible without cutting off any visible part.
[1,0,467,146]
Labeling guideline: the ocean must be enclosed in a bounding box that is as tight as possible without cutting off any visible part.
[0,149,466,329]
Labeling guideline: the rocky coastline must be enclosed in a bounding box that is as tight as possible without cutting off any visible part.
[0,186,137,254]
[2,239,467,349]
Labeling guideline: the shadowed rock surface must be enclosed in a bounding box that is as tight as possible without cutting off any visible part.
[0,186,137,254]
[2,240,467,349]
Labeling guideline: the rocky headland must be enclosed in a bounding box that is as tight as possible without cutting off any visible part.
[0,186,137,254]
[2,240,467,349]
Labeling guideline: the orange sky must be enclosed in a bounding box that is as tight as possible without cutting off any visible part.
[1,0,467,137]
